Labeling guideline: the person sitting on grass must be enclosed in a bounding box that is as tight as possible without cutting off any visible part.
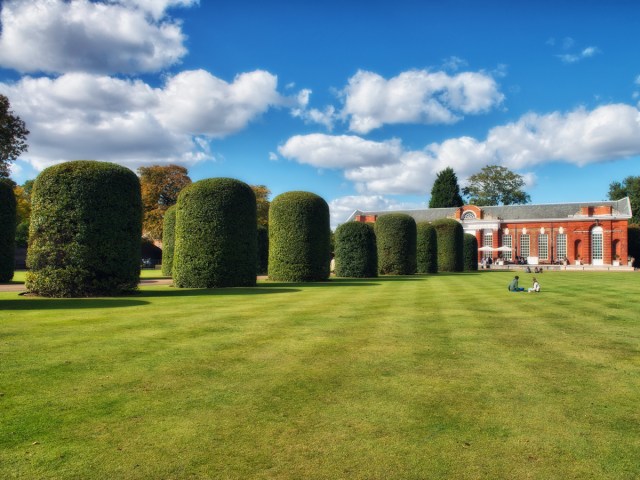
[508,275,524,292]
[528,277,541,293]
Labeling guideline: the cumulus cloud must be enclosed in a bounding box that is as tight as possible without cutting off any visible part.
[0,0,192,74]
[341,69,504,134]
[328,195,424,229]
[279,134,403,169]
[0,69,293,171]
[281,104,640,195]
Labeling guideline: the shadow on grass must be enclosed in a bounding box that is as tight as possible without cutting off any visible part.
[134,286,302,298]
[1,298,150,311]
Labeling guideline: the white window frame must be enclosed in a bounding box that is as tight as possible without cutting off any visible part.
[483,232,493,259]
[538,234,548,260]
[556,234,567,261]
[591,226,603,265]
[502,234,512,261]
[520,234,530,258]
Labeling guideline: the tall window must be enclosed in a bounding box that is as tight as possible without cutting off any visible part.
[502,234,512,261]
[556,234,567,261]
[538,234,548,260]
[591,226,603,265]
[520,234,530,258]
[483,232,493,259]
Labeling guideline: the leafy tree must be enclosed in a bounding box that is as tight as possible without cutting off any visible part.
[138,164,191,241]
[13,182,32,248]
[462,165,531,206]
[429,167,464,208]
[252,185,271,227]
[608,176,640,224]
[0,94,29,178]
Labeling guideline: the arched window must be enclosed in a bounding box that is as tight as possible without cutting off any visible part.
[591,226,603,265]
[461,211,476,220]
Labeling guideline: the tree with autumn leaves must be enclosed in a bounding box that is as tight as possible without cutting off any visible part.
[138,165,192,241]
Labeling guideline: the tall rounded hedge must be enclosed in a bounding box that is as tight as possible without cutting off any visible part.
[257,226,269,275]
[268,191,330,282]
[375,213,417,275]
[628,224,640,268]
[433,218,464,272]
[161,205,177,276]
[173,178,257,288]
[334,222,378,278]
[0,180,17,282]
[463,233,479,271]
[416,222,438,274]
[26,161,142,297]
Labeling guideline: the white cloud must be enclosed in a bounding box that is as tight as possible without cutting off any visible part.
[557,46,600,64]
[341,69,504,134]
[279,134,403,169]
[0,0,192,74]
[328,195,423,229]
[0,69,292,171]
[282,104,640,195]
[269,152,279,161]
[441,56,468,72]
[156,69,283,137]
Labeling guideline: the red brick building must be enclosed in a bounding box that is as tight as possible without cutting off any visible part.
[348,198,632,266]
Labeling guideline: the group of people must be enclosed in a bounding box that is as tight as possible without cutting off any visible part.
[508,275,540,293]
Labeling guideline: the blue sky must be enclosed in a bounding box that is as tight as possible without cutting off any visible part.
[2,0,640,227]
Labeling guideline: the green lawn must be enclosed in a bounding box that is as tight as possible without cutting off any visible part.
[6,269,170,284]
[1,271,639,479]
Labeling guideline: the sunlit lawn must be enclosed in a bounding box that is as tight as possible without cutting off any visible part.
[7,269,169,284]
[1,271,639,479]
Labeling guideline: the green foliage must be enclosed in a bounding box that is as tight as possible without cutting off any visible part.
[609,176,640,224]
[173,178,257,288]
[429,167,464,208]
[334,222,378,278]
[628,224,640,268]
[375,214,417,275]
[463,233,479,271]
[252,185,271,228]
[432,218,464,272]
[416,222,438,274]
[161,205,176,276]
[257,226,269,275]
[138,164,191,241]
[462,165,531,206]
[268,191,330,282]
[0,180,16,281]
[26,161,142,297]
[0,94,29,178]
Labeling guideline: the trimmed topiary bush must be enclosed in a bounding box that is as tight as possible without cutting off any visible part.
[26,161,142,297]
[463,233,479,271]
[268,191,330,282]
[375,213,417,275]
[0,180,17,282]
[416,222,437,274]
[334,221,377,278]
[257,226,268,275]
[432,218,464,272]
[173,178,257,288]
[161,205,176,276]
[628,224,640,268]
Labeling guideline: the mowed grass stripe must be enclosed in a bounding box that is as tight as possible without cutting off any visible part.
[1,272,639,479]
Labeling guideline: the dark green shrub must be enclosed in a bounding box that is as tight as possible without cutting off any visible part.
[26,161,142,297]
[375,214,417,275]
[335,222,377,278]
[161,205,176,276]
[432,218,464,272]
[257,226,268,275]
[268,191,330,282]
[416,222,437,274]
[0,180,16,282]
[463,233,479,271]
[173,178,257,288]
[628,224,640,268]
